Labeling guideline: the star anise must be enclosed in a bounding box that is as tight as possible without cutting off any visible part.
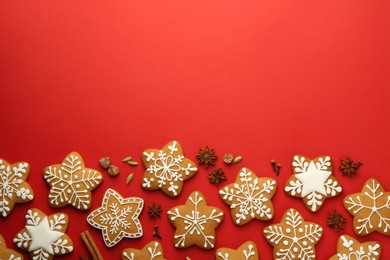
[148,203,162,219]
[326,210,346,231]
[339,157,362,176]
[208,168,226,186]
[196,146,217,168]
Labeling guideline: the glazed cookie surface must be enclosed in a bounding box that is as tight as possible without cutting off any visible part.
[263,208,323,260]
[121,241,164,260]
[329,235,381,260]
[219,167,277,225]
[0,158,34,217]
[13,208,74,260]
[142,140,198,197]
[216,241,259,260]
[285,155,342,212]
[87,188,144,247]
[168,191,224,249]
[344,178,390,236]
[43,151,103,210]
[0,234,23,260]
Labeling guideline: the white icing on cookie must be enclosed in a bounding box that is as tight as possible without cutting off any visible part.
[336,235,381,259]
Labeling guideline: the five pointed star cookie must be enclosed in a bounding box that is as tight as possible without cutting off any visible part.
[216,241,259,260]
[87,189,144,247]
[263,208,323,260]
[13,208,73,260]
[44,152,103,210]
[0,158,34,217]
[0,234,23,260]
[344,178,390,236]
[284,155,342,212]
[168,191,224,249]
[121,241,165,260]
[329,235,382,260]
[142,140,198,197]
[219,167,277,225]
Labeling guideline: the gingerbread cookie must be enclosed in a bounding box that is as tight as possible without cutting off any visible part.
[13,208,74,260]
[168,191,224,249]
[216,241,259,260]
[0,158,34,217]
[87,188,144,247]
[142,140,197,197]
[284,155,342,212]
[121,241,165,260]
[329,235,381,260]
[219,167,276,225]
[44,152,103,210]
[263,208,323,260]
[1,234,23,260]
[344,178,390,236]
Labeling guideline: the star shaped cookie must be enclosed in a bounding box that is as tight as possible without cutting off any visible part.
[0,158,34,217]
[168,191,224,249]
[13,208,74,260]
[0,234,23,260]
[44,152,103,210]
[142,140,198,197]
[87,189,144,247]
[121,241,165,260]
[284,155,342,212]
[329,235,381,260]
[344,178,390,236]
[216,241,259,260]
[219,167,277,225]
[263,208,323,260]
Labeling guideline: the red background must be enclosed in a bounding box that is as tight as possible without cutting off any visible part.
[1,0,389,259]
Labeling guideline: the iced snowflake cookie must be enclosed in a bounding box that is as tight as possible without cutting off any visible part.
[216,241,259,260]
[284,155,342,212]
[329,235,381,260]
[121,241,165,260]
[168,191,224,249]
[44,152,103,211]
[142,140,198,197]
[263,208,323,260]
[87,189,144,247]
[344,178,390,236]
[13,208,74,260]
[1,234,23,260]
[0,158,34,217]
[219,167,276,225]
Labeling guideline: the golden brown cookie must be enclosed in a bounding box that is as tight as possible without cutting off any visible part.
[142,141,197,197]
[121,241,165,260]
[0,234,23,260]
[87,188,144,247]
[263,208,323,260]
[344,178,390,236]
[329,235,381,260]
[284,155,342,212]
[43,151,103,210]
[167,191,224,249]
[219,167,277,225]
[216,241,259,260]
[13,208,74,260]
[0,158,34,217]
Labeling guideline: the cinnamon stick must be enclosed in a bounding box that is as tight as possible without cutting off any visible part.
[81,231,103,260]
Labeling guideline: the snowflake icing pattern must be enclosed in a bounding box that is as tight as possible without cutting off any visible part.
[122,241,164,260]
[344,178,390,236]
[285,155,342,212]
[168,191,224,249]
[0,159,33,217]
[219,168,277,225]
[87,189,143,247]
[216,241,258,260]
[264,208,323,260]
[142,141,197,197]
[330,235,381,260]
[44,152,103,210]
